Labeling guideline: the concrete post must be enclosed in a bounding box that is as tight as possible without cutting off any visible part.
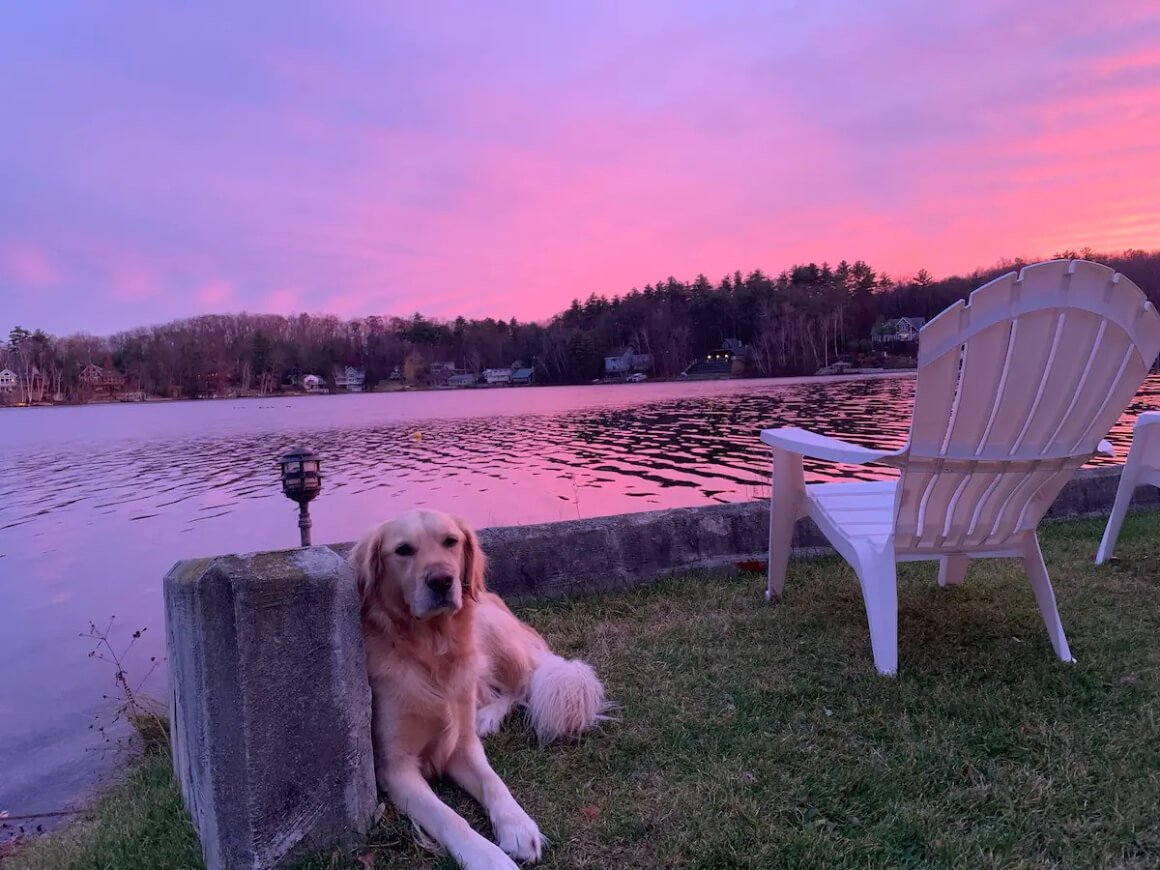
[164,546,376,870]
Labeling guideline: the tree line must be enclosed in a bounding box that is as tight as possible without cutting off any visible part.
[3,248,1158,403]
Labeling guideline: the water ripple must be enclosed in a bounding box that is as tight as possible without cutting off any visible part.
[3,374,1156,535]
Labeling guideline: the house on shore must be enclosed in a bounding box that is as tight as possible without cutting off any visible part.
[302,374,326,393]
[511,367,535,385]
[872,317,926,344]
[683,338,749,379]
[79,363,126,396]
[604,346,652,378]
[333,366,366,392]
[427,361,456,386]
[484,368,512,385]
[448,373,477,388]
[0,368,16,395]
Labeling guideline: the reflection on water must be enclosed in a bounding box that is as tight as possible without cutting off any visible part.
[2,377,917,537]
[1,372,1157,818]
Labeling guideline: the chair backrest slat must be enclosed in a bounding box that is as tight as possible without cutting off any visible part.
[894,259,1160,552]
[1033,316,1108,453]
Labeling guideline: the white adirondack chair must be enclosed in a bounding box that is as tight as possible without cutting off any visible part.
[761,259,1160,675]
[1095,411,1160,564]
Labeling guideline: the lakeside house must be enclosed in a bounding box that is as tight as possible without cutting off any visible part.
[302,374,326,393]
[511,367,534,385]
[872,317,926,344]
[447,372,477,388]
[683,338,749,379]
[427,361,458,386]
[604,345,652,378]
[484,367,512,385]
[79,363,126,395]
[332,366,366,392]
[0,368,16,394]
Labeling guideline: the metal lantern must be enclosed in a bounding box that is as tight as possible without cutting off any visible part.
[279,447,323,546]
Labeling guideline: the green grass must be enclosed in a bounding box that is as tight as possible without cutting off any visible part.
[5,736,201,870]
[12,515,1160,869]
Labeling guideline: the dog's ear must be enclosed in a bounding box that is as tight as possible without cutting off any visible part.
[349,525,386,616]
[455,516,486,601]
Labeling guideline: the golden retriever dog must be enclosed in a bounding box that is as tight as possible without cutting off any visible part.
[350,509,606,869]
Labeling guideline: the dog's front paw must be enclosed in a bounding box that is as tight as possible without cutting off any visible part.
[458,837,520,870]
[492,802,544,863]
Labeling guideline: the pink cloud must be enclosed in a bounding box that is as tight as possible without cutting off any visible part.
[111,270,155,301]
[263,288,301,312]
[1,242,61,287]
[100,248,157,301]
[197,281,234,307]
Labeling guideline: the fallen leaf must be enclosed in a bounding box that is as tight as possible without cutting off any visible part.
[735,560,766,573]
[578,805,601,820]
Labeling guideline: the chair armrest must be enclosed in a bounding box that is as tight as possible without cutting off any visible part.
[760,426,907,466]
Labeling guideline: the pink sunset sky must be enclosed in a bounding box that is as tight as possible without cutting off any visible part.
[2,1,1160,335]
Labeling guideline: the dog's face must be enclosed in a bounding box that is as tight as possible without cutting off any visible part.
[352,509,484,621]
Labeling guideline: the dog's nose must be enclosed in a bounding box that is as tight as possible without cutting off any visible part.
[426,573,454,595]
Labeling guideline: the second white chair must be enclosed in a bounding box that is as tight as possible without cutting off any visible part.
[1095,411,1160,564]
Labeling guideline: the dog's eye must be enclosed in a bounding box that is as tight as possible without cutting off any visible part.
[394,543,415,557]
[442,536,459,549]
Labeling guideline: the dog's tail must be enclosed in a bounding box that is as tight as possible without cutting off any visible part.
[526,652,609,744]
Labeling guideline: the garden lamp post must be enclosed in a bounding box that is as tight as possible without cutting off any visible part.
[279,447,322,547]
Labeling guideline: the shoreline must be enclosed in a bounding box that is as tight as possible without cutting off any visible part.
[0,368,918,411]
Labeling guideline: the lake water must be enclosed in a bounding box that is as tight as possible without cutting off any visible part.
[2,372,1158,821]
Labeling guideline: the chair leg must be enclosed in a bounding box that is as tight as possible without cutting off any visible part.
[767,449,804,601]
[1022,534,1074,663]
[853,546,899,676]
[938,554,968,588]
[1095,467,1137,564]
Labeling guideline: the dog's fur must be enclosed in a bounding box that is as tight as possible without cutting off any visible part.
[350,509,606,869]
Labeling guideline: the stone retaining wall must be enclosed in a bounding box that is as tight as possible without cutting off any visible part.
[334,465,1158,602]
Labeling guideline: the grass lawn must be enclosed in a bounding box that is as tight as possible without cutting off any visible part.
[10,514,1160,869]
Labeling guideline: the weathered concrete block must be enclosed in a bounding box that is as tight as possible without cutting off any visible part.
[164,546,376,870]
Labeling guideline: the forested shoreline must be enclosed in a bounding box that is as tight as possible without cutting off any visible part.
[3,249,1158,403]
